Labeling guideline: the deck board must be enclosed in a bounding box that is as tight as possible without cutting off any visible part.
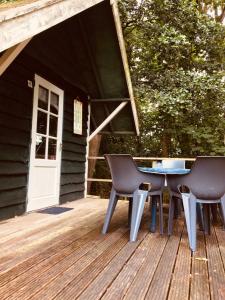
[190,231,210,300]
[0,197,224,300]
[206,227,225,300]
[77,230,149,300]
[168,229,191,300]
[144,221,183,300]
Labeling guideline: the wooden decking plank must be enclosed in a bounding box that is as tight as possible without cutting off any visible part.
[215,225,225,269]
[0,198,111,244]
[101,232,167,300]
[8,227,128,300]
[206,226,225,300]
[123,235,168,300]
[0,209,106,272]
[143,221,183,300]
[53,220,149,300]
[190,231,210,300]
[77,230,149,300]
[214,225,225,299]
[0,209,95,247]
[0,199,110,249]
[0,226,105,299]
[0,198,104,239]
[0,208,128,298]
[1,197,225,300]
[167,229,191,300]
[41,232,131,300]
[0,201,126,273]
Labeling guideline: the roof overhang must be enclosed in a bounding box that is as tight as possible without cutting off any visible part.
[0,0,139,136]
[0,0,104,51]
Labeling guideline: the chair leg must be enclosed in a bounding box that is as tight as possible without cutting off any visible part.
[182,193,191,247]
[102,188,118,234]
[168,195,175,236]
[159,193,164,235]
[130,190,148,242]
[220,196,225,230]
[189,195,197,251]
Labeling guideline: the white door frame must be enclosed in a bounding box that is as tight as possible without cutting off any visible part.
[27,74,64,212]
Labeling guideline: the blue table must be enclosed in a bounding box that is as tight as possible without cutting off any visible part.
[138,167,190,233]
[139,167,190,175]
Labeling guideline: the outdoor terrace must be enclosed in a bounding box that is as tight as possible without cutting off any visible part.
[0,196,225,300]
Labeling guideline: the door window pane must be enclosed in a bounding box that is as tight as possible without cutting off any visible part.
[50,92,59,114]
[35,135,46,159]
[38,86,49,110]
[48,138,57,160]
[49,115,58,137]
[37,111,47,135]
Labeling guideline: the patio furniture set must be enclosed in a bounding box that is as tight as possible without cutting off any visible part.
[102,154,225,251]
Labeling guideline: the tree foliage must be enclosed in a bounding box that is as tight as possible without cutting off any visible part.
[101,0,225,157]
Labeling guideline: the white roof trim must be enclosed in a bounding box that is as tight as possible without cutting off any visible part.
[0,0,104,52]
[111,0,140,135]
[0,38,31,76]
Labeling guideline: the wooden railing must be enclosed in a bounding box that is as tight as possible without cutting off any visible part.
[87,156,196,183]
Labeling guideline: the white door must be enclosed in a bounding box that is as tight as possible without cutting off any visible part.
[27,75,64,212]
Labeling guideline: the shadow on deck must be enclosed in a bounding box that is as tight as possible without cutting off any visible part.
[0,197,225,299]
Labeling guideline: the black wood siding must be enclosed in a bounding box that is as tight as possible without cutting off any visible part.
[60,88,88,204]
[0,53,88,220]
[0,59,33,220]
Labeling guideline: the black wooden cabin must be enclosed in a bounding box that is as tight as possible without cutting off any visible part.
[0,0,139,220]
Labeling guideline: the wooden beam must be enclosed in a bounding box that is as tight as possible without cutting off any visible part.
[111,0,140,136]
[87,178,112,182]
[84,102,91,197]
[88,156,196,161]
[100,131,135,135]
[0,38,31,76]
[0,0,104,52]
[87,101,128,142]
[91,98,130,103]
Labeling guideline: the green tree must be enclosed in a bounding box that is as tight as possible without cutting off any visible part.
[102,0,225,158]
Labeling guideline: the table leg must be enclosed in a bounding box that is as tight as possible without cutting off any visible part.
[203,204,211,235]
[174,197,182,219]
[128,198,132,227]
[150,196,157,233]
[211,203,218,224]
[196,203,204,231]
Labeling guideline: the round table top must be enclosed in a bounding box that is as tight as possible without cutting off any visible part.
[138,167,190,175]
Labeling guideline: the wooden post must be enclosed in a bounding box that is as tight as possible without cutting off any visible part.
[87,134,102,194]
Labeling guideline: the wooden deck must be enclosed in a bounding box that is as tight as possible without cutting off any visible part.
[0,197,225,300]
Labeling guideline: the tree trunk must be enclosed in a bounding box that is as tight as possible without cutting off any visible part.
[162,132,170,157]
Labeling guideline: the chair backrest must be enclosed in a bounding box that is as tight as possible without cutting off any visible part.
[189,156,225,199]
[162,159,185,169]
[104,154,141,194]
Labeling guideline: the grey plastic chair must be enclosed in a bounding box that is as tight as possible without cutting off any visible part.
[167,156,225,251]
[102,154,165,242]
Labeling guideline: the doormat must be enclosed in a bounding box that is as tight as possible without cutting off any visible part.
[38,207,73,215]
